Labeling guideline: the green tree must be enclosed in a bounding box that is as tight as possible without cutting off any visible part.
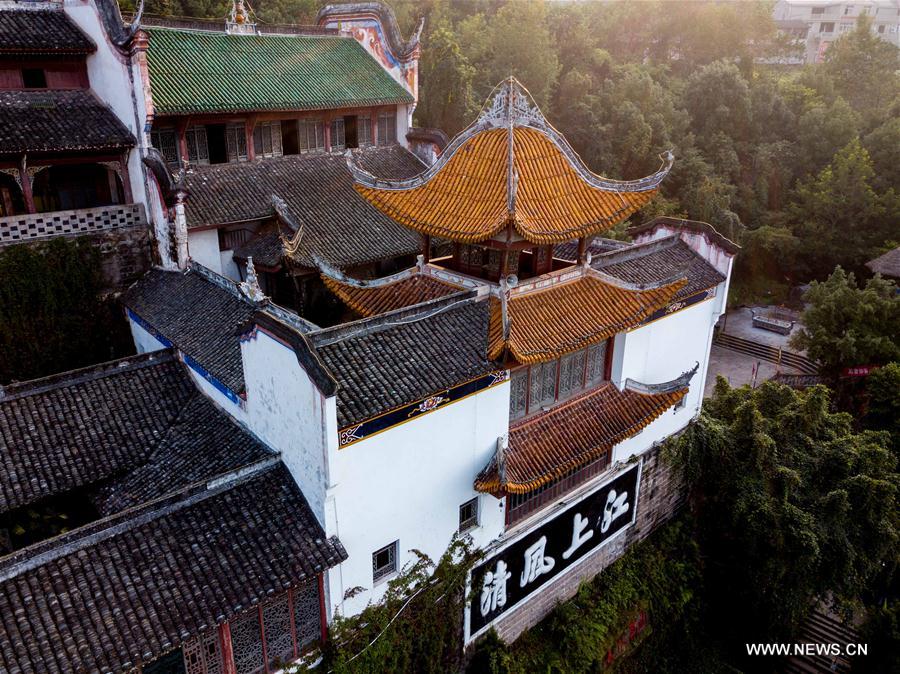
[823,14,900,119]
[0,239,134,383]
[864,362,900,456]
[415,24,476,135]
[789,138,887,275]
[684,60,752,144]
[863,116,900,194]
[670,379,898,650]
[790,267,900,376]
[796,97,860,176]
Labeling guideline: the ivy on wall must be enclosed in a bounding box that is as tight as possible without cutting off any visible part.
[0,238,134,384]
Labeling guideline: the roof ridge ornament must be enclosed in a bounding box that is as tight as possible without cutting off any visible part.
[240,257,266,303]
[625,362,700,395]
[226,0,258,35]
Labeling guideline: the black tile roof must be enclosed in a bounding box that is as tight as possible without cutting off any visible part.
[0,463,346,674]
[124,265,315,396]
[183,145,425,269]
[594,237,726,300]
[310,296,496,427]
[0,90,134,155]
[0,350,272,514]
[232,223,284,268]
[0,10,96,54]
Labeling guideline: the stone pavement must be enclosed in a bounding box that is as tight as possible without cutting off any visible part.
[704,344,802,396]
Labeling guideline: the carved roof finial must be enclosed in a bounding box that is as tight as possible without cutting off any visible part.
[240,257,266,302]
[227,0,258,34]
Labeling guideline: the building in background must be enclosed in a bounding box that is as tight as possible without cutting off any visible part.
[132,2,424,282]
[0,0,156,287]
[773,0,900,63]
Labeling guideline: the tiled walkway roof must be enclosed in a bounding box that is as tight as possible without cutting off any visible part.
[475,380,688,494]
[183,147,424,269]
[488,272,686,364]
[595,237,725,300]
[0,90,133,154]
[352,79,670,245]
[323,273,462,317]
[310,299,494,427]
[0,9,95,54]
[146,27,414,115]
[0,464,346,674]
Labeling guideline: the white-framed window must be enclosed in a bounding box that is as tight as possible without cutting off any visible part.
[225,123,248,163]
[298,119,325,152]
[458,498,479,533]
[372,541,398,583]
[820,21,835,32]
[330,118,345,150]
[185,125,209,165]
[377,110,397,145]
[150,128,179,164]
[811,6,825,15]
[358,115,372,145]
[252,121,283,159]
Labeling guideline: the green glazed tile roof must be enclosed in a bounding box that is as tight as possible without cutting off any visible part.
[146,28,414,115]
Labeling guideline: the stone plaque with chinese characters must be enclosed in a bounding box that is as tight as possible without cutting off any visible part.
[468,462,641,638]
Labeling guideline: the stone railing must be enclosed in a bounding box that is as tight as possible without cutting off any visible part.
[0,203,147,245]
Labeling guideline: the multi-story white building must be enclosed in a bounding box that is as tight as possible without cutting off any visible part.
[773,0,900,63]
[123,79,739,651]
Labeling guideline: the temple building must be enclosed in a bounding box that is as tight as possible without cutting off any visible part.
[132,2,427,289]
[0,0,155,285]
[121,76,739,653]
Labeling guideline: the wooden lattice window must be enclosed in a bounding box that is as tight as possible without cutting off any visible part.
[586,341,608,386]
[377,110,397,145]
[559,349,586,400]
[182,629,224,674]
[298,119,325,152]
[358,115,372,146]
[262,595,293,669]
[292,580,322,651]
[529,360,558,411]
[186,126,210,165]
[509,367,528,420]
[225,124,248,163]
[150,128,179,165]
[253,122,283,159]
[330,118,346,150]
[230,609,264,674]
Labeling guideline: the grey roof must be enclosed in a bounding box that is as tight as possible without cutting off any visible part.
[123,264,314,395]
[0,463,346,674]
[183,145,425,269]
[310,297,495,427]
[594,236,726,299]
[0,9,95,54]
[0,350,271,514]
[0,90,134,155]
[627,217,740,255]
[866,245,900,278]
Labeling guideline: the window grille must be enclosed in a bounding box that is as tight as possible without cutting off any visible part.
[262,595,293,669]
[586,341,608,385]
[298,119,325,152]
[358,115,372,145]
[377,111,397,145]
[459,497,479,532]
[372,541,398,582]
[253,122,283,159]
[186,126,210,165]
[330,118,346,150]
[529,360,558,411]
[150,128,179,165]
[509,368,528,420]
[559,350,586,400]
[292,579,322,650]
[225,124,248,163]
[506,454,611,525]
[230,610,264,674]
[182,630,224,674]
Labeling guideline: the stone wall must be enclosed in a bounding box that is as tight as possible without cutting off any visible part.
[490,446,685,643]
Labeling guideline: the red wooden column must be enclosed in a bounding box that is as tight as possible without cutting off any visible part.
[218,622,236,674]
[18,154,35,214]
[176,118,190,166]
[245,116,257,161]
[370,107,378,146]
[323,116,332,153]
